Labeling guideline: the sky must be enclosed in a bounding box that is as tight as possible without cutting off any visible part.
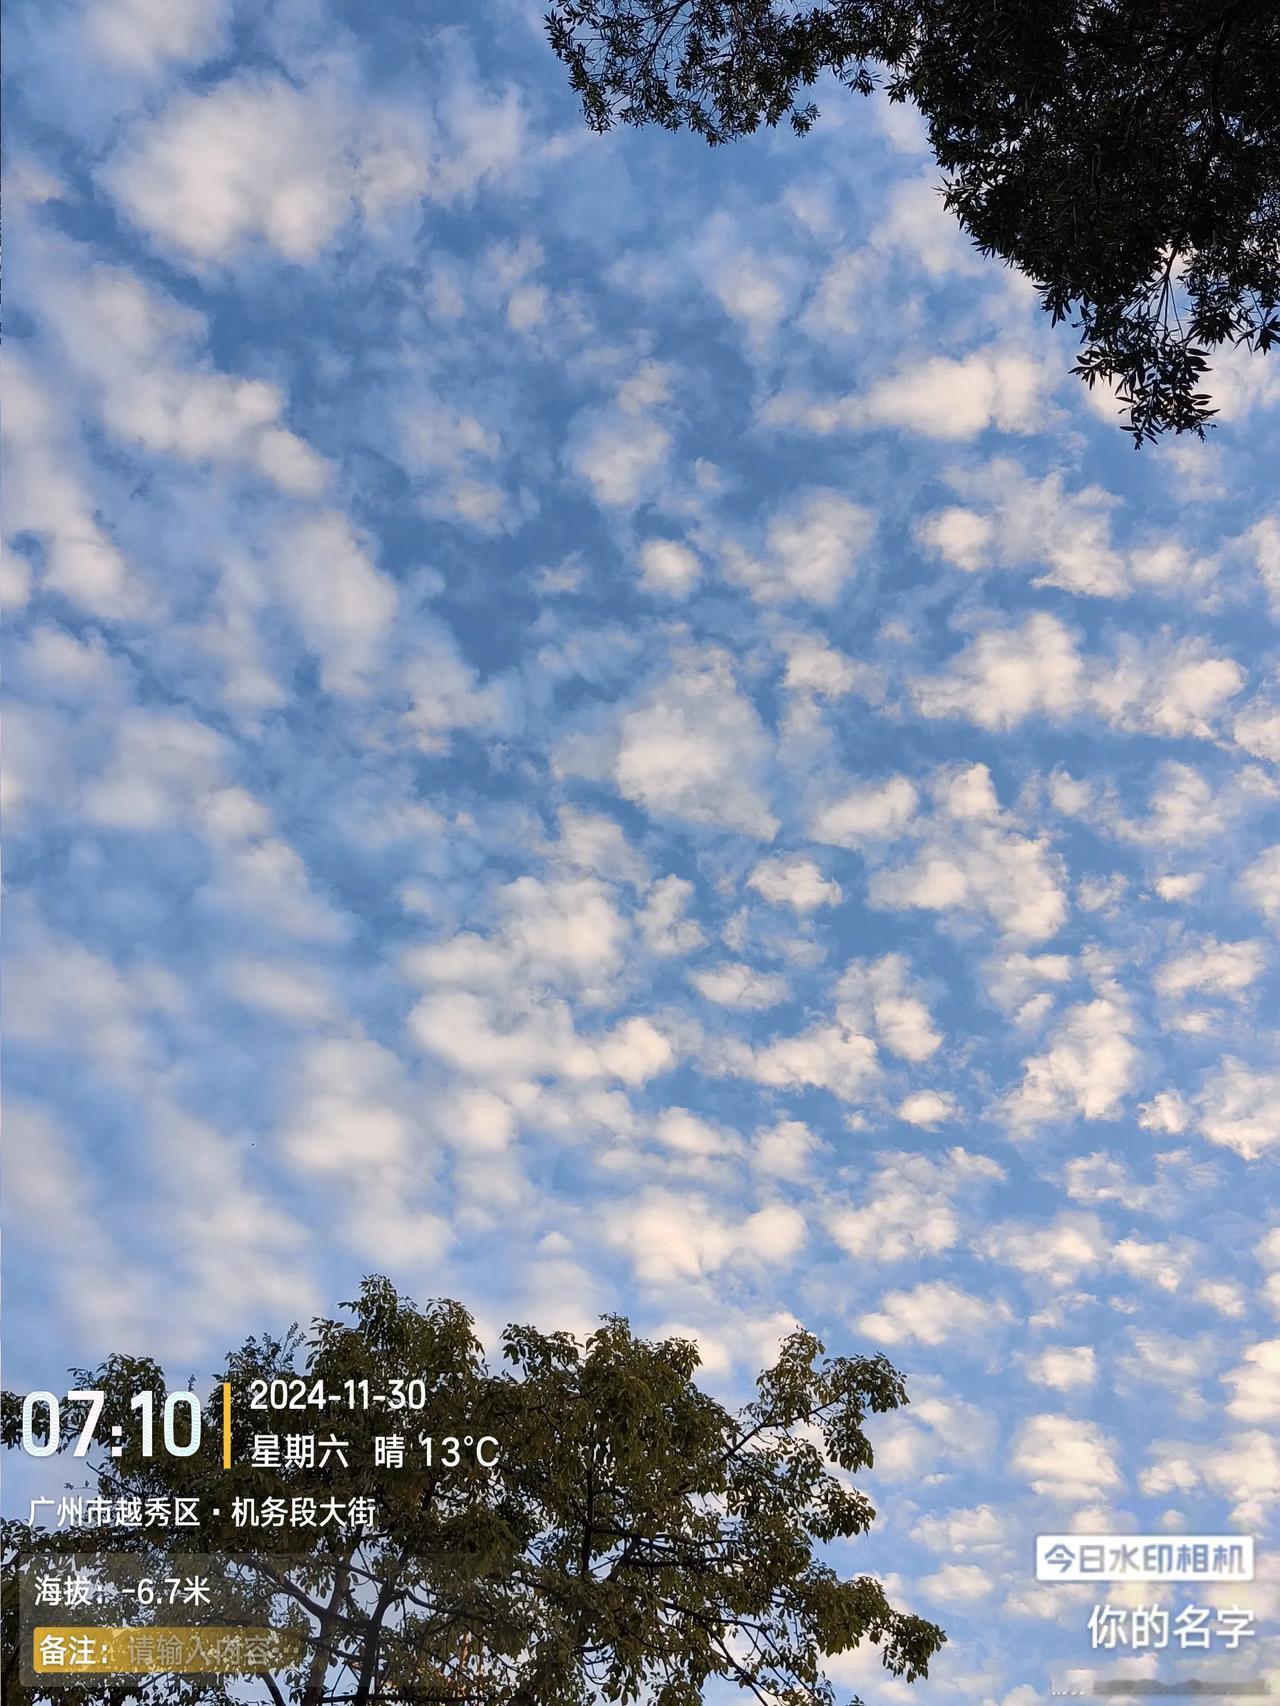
[4,0,1280,1698]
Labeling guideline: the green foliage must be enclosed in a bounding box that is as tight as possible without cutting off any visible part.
[545,0,1280,443]
[3,1277,943,1705]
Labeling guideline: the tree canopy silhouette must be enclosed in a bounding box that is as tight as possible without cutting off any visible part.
[546,0,1280,444]
[3,1276,944,1705]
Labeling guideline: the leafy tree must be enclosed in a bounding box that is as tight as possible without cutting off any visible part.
[545,0,1280,443]
[3,1276,944,1705]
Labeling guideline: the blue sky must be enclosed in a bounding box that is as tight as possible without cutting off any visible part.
[5,0,1280,1697]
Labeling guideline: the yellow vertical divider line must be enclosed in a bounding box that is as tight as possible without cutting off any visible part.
[222,1383,232,1469]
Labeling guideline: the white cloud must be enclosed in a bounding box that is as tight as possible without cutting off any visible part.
[566,362,672,509]
[1119,1330,1215,1398]
[1143,1432,1280,1527]
[911,1504,1005,1556]
[85,708,224,830]
[199,555,288,713]
[898,1090,957,1128]
[914,504,996,573]
[637,538,700,597]
[983,950,1074,1018]
[398,398,512,532]
[500,875,629,985]
[1,356,146,618]
[1083,871,1142,917]
[13,3,1280,1608]
[45,1094,315,1358]
[0,540,32,615]
[1240,844,1280,926]
[747,855,841,913]
[612,650,777,838]
[858,1280,1013,1347]
[916,1562,995,1604]
[281,1034,418,1175]
[1154,872,1204,903]
[766,348,1048,441]
[1233,697,1280,764]
[202,824,350,943]
[1195,1058,1280,1160]
[872,348,1047,437]
[1025,1346,1097,1391]
[636,875,705,956]
[105,74,428,262]
[7,915,167,1088]
[873,171,979,276]
[570,411,671,508]
[913,614,1084,729]
[653,1107,741,1160]
[751,1118,825,1182]
[84,0,229,74]
[409,876,631,1005]
[276,512,397,696]
[1114,761,1278,849]
[1001,999,1139,1131]
[1157,438,1230,502]
[836,953,941,1061]
[401,627,505,752]
[689,961,787,1009]
[829,1147,1003,1263]
[410,985,673,1090]
[48,262,327,493]
[15,625,122,700]
[221,959,334,1023]
[723,489,874,604]
[1060,1150,1209,1215]
[1090,637,1243,739]
[778,632,870,702]
[912,613,1242,737]
[871,93,930,154]
[1111,1236,1194,1294]
[1222,1340,1280,1423]
[738,1022,879,1102]
[603,1189,806,1285]
[702,239,796,350]
[869,767,1068,942]
[1246,515,1280,617]
[1195,1279,1246,1319]
[1012,1414,1122,1502]
[1153,937,1266,1002]
[1088,871,1137,913]
[872,1391,995,1481]
[647,1319,732,1377]
[914,459,1215,598]
[553,809,648,888]
[5,1101,154,1348]
[811,775,917,847]
[105,66,525,265]
[976,1212,1110,1286]
[799,248,869,339]
[1200,337,1280,423]
[423,77,529,203]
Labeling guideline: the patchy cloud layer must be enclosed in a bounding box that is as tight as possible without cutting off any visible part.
[5,0,1280,1695]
